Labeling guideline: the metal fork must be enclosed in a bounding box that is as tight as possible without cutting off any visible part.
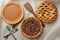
[4,26,18,40]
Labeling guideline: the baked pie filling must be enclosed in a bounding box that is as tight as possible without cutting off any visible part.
[21,17,42,37]
[2,2,23,24]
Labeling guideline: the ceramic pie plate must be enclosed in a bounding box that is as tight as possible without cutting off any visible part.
[0,0,60,40]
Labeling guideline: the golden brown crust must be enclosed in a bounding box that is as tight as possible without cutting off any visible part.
[2,2,24,24]
[36,1,58,23]
[20,17,43,38]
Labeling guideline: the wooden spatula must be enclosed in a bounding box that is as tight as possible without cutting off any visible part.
[24,2,45,27]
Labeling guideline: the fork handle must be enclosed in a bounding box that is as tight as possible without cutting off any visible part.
[12,34,17,40]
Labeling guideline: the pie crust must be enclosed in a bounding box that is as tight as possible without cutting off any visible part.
[20,17,43,38]
[2,2,24,24]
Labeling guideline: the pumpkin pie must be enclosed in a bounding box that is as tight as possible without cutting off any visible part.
[2,2,24,24]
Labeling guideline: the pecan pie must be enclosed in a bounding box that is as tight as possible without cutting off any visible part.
[21,17,43,38]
